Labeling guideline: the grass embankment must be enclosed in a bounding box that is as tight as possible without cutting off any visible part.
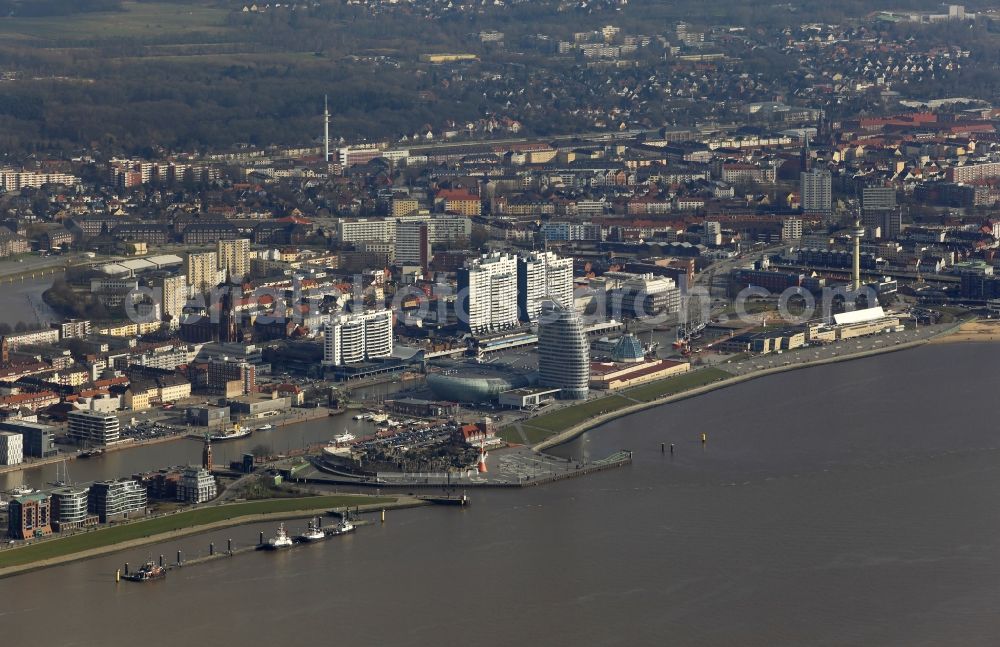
[509,367,733,444]
[524,395,634,433]
[623,366,731,402]
[0,495,393,569]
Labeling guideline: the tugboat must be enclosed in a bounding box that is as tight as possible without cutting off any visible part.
[123,561,167,582]
[264,523,294,550]
[330,516,355,536]
[298,518,326,542]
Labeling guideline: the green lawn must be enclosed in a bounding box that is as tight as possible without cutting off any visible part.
[520,425,558,445]
[525,395,635,433]
[509,367,734,443]
[499,425,524,445]
[623,367,732,402]
[0,495,393,569]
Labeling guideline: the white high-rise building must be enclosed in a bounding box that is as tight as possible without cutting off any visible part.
[862,186,900,239]
[217,239,251,283]
[517,251,574,323]
[703,221,722,246]
[322,310,394,366]
[186,251,220,293]
[395,218,431,266]
[801,168,832,215]
[157,274,189,328]
[537,301,589,400]
[0,430,23,466]
[458,252,520,334]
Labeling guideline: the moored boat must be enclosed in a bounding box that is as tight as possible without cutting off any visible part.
[209,422,252,442]
[264,523,293,549]
[298,518,326,542]
[123,561,166,582]
[330,517,355,535]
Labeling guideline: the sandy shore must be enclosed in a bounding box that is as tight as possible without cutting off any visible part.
[931,319,1000,344]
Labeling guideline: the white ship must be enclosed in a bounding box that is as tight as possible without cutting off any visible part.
[298,518,326,542]
[265,523,293,549]
[209,422,252,442]
[331,517,355,535]
[333,432,355,444]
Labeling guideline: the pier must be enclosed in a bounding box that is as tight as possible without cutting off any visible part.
[300,447,633,489]
[117,516,377,581]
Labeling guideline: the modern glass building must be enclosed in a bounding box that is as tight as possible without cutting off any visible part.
[537,301,589,399]
[88,479,147,523]
[51,486,94,531]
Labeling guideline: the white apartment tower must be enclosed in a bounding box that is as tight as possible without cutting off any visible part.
[217,238,251,284]
[517,251,574,323]
[801,168,832,215]
[186,251,221,293]
[458,252,520,334]
[157,274,189,328]
[395,218,431,267]
[322,310,394,366]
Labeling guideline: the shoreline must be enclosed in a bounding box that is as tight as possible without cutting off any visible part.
[0,407,336,477]
[928,319,1000,344]
[0,496,425,579]
[533,323,968,452]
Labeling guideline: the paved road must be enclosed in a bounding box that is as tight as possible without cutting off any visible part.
[717,324,950,376]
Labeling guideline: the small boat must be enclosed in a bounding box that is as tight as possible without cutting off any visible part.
[78,448,104,458]
[330,517,355,536]
[333,432,355,444]
[352,414,364,420]
[257,424,273,431]
[123,561,166,582]
[264,523,293,550]
[9,486,34,496]
[298,518,326,542]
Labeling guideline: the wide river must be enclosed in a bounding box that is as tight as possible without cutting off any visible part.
[4,342,1000,646]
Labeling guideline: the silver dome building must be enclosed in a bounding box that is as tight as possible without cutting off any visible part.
[537,301,589,400]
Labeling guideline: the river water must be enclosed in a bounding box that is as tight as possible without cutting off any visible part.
[0,277,59,328]
[0,414,373,492]
[5,343,1000,646]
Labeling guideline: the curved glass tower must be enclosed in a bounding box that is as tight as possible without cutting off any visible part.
[537,301,589,400]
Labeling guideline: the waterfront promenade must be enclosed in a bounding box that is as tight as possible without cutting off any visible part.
[530,321,964,451]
